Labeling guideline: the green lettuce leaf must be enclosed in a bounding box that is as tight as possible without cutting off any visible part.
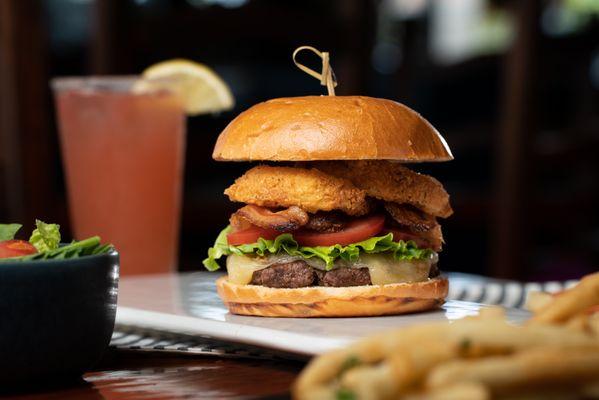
[29,219,61,253]
[0,218,113,262]
[202,225,433,271]
[0,224,22,241]
[0,236,113,262]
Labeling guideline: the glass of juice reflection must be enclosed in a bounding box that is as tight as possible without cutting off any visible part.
[52,77,185,275]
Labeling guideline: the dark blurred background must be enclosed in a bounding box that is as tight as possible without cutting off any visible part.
[1,0,598,281]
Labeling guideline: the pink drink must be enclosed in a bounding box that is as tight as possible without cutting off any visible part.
[53,77,185,275]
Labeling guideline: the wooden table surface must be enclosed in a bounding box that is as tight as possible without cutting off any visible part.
[4,349,305,399]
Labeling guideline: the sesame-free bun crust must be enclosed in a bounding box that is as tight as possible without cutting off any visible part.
[216,276,448,317]
[213,96,452,162]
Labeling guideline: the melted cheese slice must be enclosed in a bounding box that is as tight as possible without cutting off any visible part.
[359,254,432,285]
[226,254,269,285]
[226,254,435,286]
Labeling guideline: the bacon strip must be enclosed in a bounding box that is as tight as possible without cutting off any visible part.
[419,225,443,251]
[384,203,437,232]
[385,202,444,251]
[231,205,309,232]
[389,226,443,252]
[229,213,253,231]
[303,211,347,232]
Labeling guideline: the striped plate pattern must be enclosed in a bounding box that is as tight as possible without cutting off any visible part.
[111,273,578,360]
[447,273,578,309]
[110,327,301,361]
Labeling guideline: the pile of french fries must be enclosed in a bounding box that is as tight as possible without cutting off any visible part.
[294,272,599,400]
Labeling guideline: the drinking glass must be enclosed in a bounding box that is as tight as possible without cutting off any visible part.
[52,77,185,275]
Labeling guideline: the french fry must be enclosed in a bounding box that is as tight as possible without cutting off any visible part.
[293,272,599,400]
[589,313,599,336]
[496,391,581,400]
[477,306,506,320]
[446,319,599,352]
[530,272,599,324]
[293,324,450,400]
[525,291,553,313]
[387,342,459,393]
[426,347,599,392]
[293,336,386,397]
[340,363,396,400]
[293,386,337,400]
[403,383,490,400]
[564,312,590,332]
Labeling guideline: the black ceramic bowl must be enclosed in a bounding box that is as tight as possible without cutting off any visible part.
[0,250,119,385]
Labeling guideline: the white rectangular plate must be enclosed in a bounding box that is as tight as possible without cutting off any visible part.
[116,272,530,356]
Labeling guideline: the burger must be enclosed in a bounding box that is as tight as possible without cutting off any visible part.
[203,96,453,317]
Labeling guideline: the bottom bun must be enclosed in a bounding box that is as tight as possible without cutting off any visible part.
[216,276,448,318]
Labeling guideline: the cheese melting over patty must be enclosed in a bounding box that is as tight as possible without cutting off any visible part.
[226,253,437,286]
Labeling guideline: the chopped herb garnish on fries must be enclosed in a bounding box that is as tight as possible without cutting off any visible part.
[294,272,599,399]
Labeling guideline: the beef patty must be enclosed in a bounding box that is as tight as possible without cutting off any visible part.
[250,261,315,288]
[250,260,372,288]
[316,268,371,287]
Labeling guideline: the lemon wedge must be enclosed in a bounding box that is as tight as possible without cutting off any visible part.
[133,59,235,116]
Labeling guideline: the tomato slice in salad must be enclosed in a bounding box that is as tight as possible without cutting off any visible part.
[0,240,37,259]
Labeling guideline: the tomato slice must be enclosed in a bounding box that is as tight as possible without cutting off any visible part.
[227,214,386,247]
[227,226,281,246]
[384,228,431,249]
[293,215,385,247]
[0,240,38,259]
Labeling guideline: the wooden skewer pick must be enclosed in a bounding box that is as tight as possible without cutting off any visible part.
[292,46,337,96]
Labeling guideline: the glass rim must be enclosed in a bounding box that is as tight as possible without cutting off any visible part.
[51,76,182,97]
[51,75,141,93]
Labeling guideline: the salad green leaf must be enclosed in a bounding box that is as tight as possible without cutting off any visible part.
[29,219,61,252]
[203,225,433,271]
[0,219,113,262]
[0,224,22,241]
[17,236,111,261]
[0,236,113,262]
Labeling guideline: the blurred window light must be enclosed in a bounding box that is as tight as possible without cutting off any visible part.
[371,0,422,75]
[384,0,429,20]
[590,50,599,90]
[186,0,249,8]
[372,42,402,74]
[44,0,92,49]
[542,0,599,37]
[429,0,514,65]
[568,0,599,14]
[129,0,173,14]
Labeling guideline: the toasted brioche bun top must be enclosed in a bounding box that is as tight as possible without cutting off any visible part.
[212,96,452,162]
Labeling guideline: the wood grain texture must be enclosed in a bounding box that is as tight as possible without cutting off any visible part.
[492,0,540,279]
[3,350,304,399]
[0,0,56,222]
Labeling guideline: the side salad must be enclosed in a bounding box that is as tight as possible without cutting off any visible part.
[0,220,113,261]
